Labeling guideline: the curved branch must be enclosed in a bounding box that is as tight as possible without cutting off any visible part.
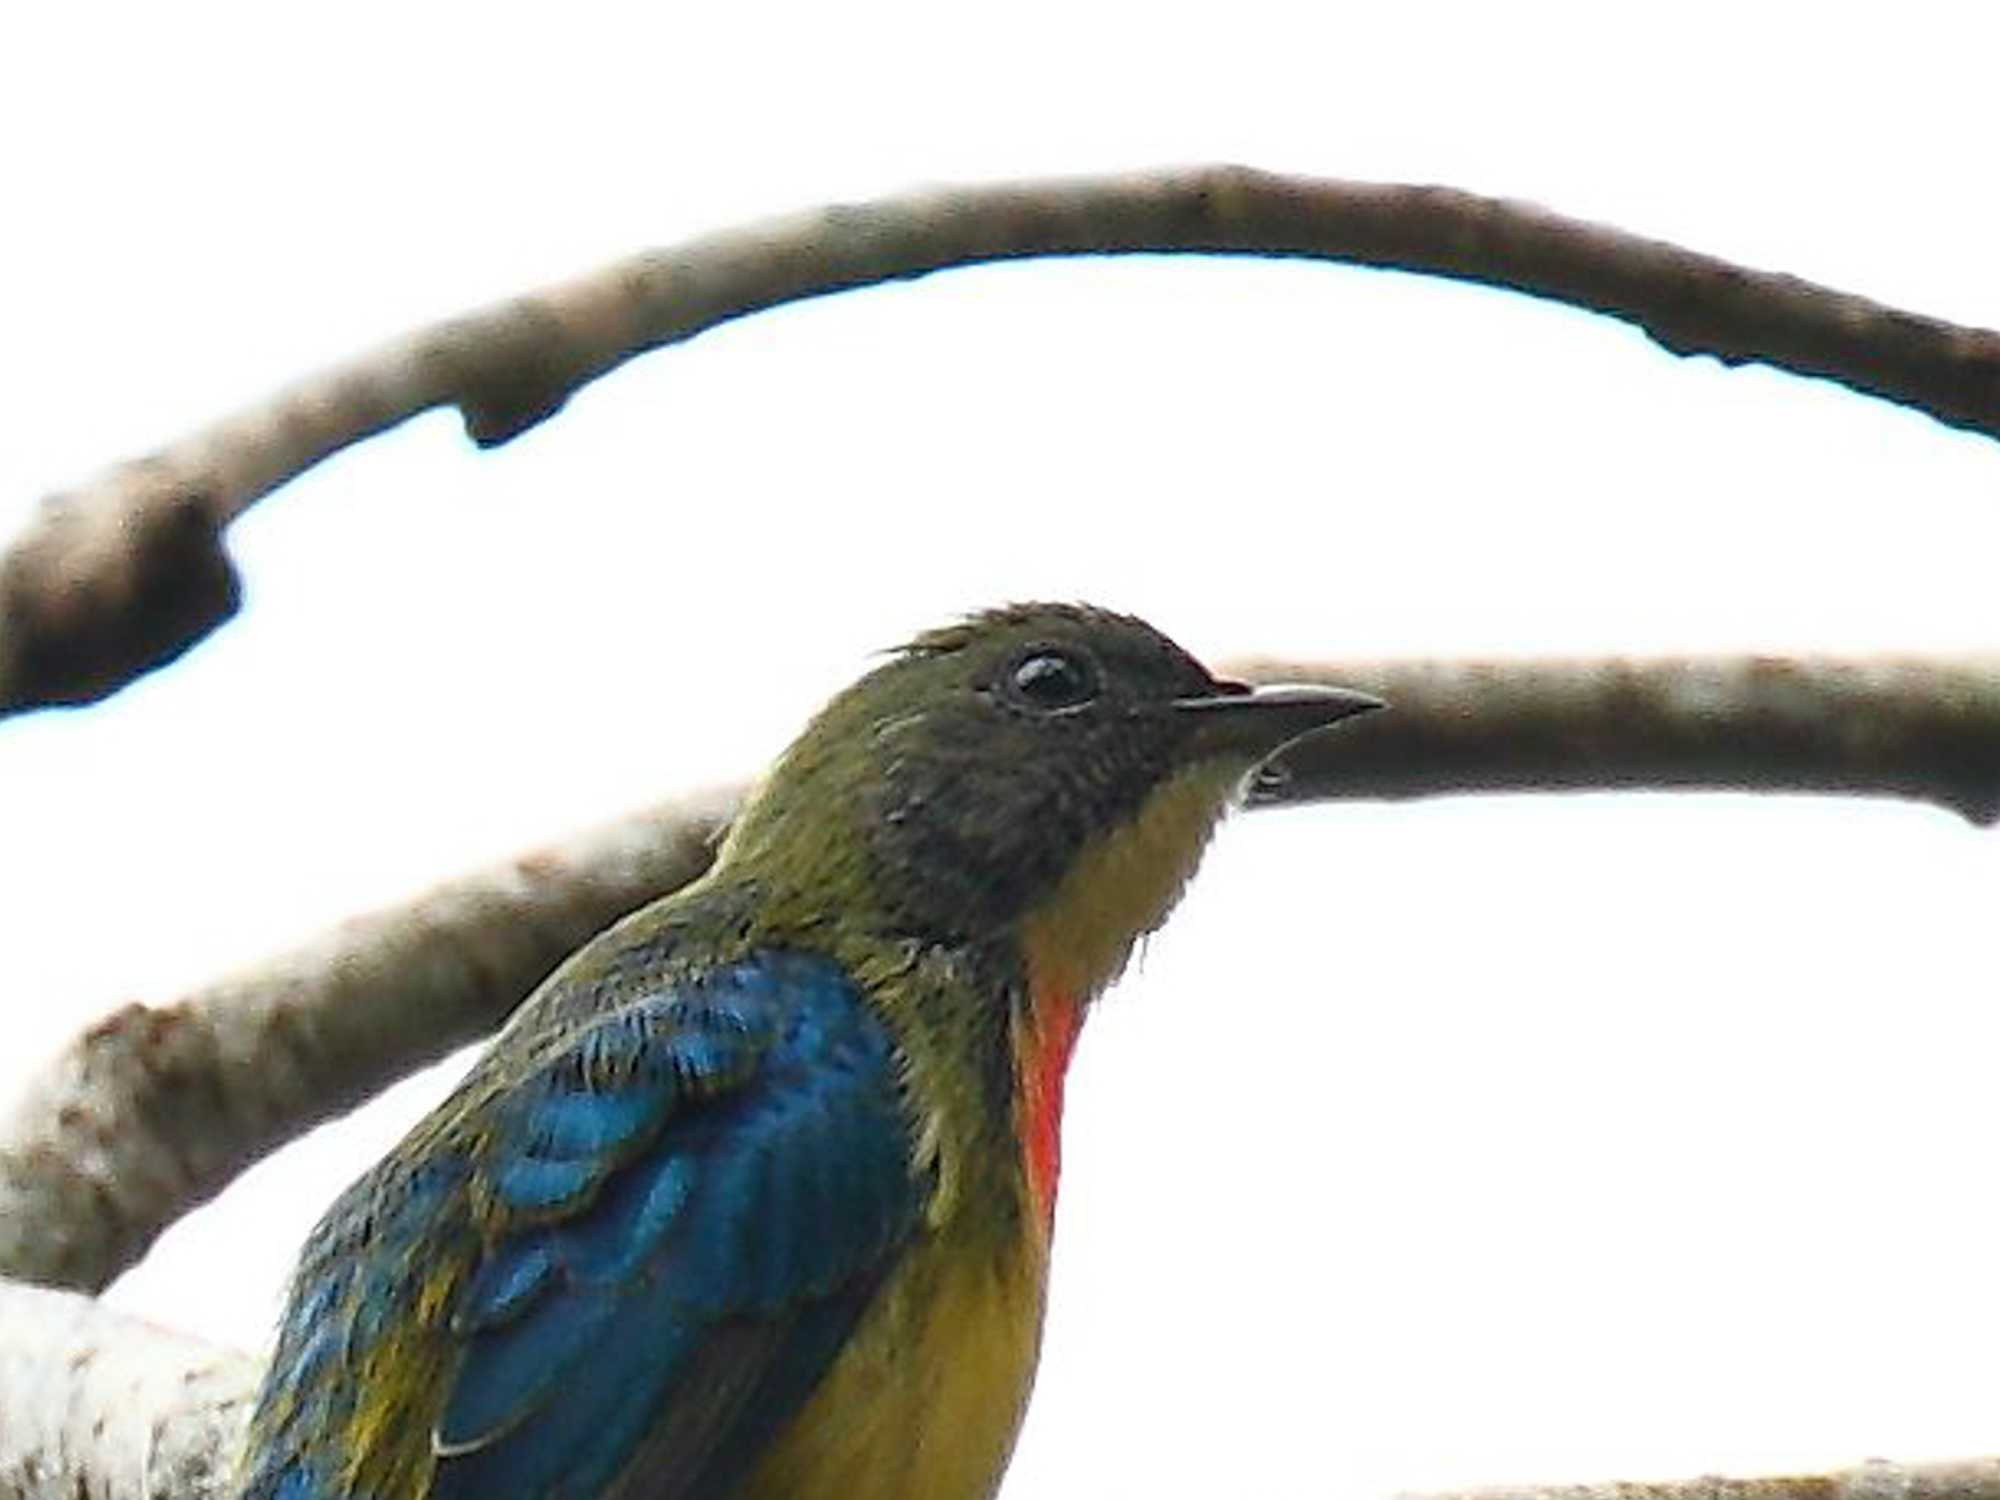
[7,166,2000,714]
[5,654,1994,1298]
[0,787,734,1294]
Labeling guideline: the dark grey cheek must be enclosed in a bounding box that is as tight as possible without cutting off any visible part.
[870,759,1075,938]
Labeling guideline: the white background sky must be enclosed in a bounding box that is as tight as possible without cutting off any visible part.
[6,5,2000,1496]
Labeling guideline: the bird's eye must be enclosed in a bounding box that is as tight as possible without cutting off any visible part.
[1006,648,1100,713]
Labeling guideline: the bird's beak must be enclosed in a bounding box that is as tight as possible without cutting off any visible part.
[1172,681,1384,765]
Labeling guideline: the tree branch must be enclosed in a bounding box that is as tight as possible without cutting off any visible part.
[0,1279,255,1500]
[0,787,734,1294]
[1242,654,2000,825]
[7,166,2000,714]
[9,1275,2000,1500]
[1398,1458,2000,1500]
[6,654,1992,1301]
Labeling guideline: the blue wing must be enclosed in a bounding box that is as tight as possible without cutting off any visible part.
[245,948,921,1500]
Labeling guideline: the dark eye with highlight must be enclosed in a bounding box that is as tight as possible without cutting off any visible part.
[1005,648,1100,713]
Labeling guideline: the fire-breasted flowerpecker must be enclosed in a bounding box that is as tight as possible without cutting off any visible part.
[237,603,1379,1500]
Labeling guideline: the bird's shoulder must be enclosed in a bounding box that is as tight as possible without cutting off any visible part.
[244,933,926,1500]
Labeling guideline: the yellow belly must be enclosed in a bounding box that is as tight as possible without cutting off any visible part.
[735,1220,1047,1500]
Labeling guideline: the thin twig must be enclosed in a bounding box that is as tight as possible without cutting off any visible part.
[7,167,2000,713]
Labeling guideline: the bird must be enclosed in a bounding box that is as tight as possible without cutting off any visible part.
[236,602,1380,1500]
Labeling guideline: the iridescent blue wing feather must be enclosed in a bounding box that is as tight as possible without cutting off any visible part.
[243,949,921,1500]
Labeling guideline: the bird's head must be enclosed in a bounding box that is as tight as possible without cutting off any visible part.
[723,603,1379,986]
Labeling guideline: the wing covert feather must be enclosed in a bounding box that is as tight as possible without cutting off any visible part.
[242,949,922,1500]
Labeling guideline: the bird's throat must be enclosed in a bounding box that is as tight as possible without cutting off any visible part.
[1014,977,1086,1231]
[1008,761,1239,1232]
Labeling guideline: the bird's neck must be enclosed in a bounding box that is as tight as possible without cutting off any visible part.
[1005,760,1243,1228]
[1012,964,1087,1232]
[716,757,1241,1238]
